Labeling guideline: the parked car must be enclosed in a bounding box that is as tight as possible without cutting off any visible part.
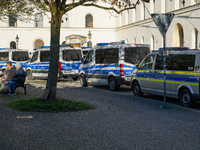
[131,48,200,107]
[79,42,150,91]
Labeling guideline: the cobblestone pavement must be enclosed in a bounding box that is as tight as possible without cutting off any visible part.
[0,80,200,150]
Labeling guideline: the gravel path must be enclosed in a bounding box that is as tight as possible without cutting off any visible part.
[0,80,200,150]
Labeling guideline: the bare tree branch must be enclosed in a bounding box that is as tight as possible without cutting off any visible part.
[81,3,136,14]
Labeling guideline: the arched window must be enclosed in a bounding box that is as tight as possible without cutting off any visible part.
[9,16,17,27]
[172,23,184,47]
[86,14,93,28]
[133,38,136,44]
[35,13,43,27]
[150,35,155,51]
[191,28,198,49]
[87,41,92,47]
[10,41,16,49]
[61,14,69,28]
[34,39,44,49]
[141,37,144,44]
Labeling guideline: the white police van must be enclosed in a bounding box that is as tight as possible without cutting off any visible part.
[0,48,29,75]
[26,46,82,80]
[79,42,150,91]
[131,48,200,107]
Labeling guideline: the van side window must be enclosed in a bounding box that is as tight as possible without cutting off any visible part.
[96,48,119,64]
[0,52,9,61]
[96,49,105,64]
[31,51,38,62]
[139,55,155,70]
[12,52,29,61]
[85,50,93,64]
[63,50,82,61]
[124,47,150,64]
[166,54,195,71]
[155,54,196,71]
[40,51,50,62]
[105,48,118,64]
[155,55,163,70]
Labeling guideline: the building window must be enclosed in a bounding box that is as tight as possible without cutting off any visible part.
[35,13,43,27]
[61,14,69,28]
[9,16,17,27]
[86,14,93,28]
[34,39,44,49]
[151,35,155,51]
[10,41,16,49]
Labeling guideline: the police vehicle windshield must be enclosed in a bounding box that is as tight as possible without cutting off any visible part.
[124,47,149,64]
[31,51,38,62]
[63,50,82,61]
[12,51,29,61]
[0,52,9,61]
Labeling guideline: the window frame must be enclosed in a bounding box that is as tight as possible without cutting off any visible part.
[139,54,155,70]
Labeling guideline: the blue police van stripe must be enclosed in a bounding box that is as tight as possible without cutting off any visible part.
[136,71,199,84]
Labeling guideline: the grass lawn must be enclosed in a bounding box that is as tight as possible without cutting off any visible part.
[6,97,93,113]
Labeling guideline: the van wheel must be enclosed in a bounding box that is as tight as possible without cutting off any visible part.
[26,70,34,80]
[132,82,143,97]
[180,89,195,107]
[80,74,87,87]
[108,77,120,91]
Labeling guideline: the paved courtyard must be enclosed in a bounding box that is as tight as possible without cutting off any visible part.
[0,80,200,150]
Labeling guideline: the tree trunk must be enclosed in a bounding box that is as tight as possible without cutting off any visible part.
[45,3,62,101]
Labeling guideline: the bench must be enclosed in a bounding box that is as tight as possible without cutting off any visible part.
[13,84,30,95]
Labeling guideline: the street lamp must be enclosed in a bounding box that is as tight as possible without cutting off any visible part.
[15,35,19,49]
[88,30,92,40]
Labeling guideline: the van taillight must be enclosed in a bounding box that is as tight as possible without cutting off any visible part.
[59,62,62,71]
[119,64,124,76]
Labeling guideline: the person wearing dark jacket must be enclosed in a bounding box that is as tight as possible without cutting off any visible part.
[1,62,16,94]
[7,62,26,96]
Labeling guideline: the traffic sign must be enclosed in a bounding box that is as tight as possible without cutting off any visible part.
[151,13,175,37]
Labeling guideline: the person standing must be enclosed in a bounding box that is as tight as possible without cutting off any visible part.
[7,63,26,96]
[1,62,16,94]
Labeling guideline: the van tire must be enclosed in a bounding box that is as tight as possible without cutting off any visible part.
[108,77,120,91]
[180,89,195,107]
[80,74,87,87]
[26,70,34,80]
[132,82,143,97]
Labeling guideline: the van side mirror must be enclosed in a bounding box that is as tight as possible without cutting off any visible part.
[81,58,85,64]
[136,64,139,69]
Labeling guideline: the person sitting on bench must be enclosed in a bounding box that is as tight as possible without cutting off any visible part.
[7,63,26,96]
[1,62,16,94]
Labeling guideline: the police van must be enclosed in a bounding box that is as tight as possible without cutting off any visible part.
[26,46,82,80]
[0,48,29,75]
[131,49,200,107]
[79,43,150,91]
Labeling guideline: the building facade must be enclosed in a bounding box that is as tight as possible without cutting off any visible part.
[116,0,200,51]
[0,0,200,52]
